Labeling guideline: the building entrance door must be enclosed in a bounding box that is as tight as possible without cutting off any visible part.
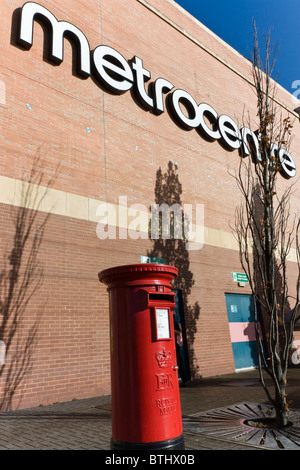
[173,289,190,384]
[225,293,264,370]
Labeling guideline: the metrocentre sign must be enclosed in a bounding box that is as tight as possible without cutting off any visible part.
[16,2,296,179]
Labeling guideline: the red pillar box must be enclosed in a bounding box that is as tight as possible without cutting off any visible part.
[98,263,185,450]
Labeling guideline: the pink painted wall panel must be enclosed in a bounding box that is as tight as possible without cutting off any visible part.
[229,322,263,343]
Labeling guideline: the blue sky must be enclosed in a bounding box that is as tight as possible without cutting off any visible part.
[175,0,300,97]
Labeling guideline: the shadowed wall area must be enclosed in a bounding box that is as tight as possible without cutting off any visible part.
[147,161,200,379]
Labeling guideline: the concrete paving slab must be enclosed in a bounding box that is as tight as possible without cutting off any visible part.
[0,368,300,451]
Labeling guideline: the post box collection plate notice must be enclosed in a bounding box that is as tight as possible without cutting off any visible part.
[155,308,171,340]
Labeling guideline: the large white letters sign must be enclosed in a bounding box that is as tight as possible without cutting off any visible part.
[16,2,297,179]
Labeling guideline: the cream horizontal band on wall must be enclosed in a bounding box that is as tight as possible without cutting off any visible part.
[0,174,298,262]
[0,174,205,247]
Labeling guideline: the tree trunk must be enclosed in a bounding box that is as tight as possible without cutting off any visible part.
[275,383,289,427]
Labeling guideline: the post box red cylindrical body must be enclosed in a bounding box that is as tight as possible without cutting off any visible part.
[98,263,184,450]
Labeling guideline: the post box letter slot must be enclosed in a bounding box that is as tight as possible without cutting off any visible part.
[148,293,174,303]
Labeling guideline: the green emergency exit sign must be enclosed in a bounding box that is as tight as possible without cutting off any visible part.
[232,272,249,283]
[140,256,166,265]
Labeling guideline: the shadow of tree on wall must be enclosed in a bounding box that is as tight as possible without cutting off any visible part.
[0,153,57,410]
[147,161,201,379]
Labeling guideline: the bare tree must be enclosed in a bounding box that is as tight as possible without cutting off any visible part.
[232,25,300,427]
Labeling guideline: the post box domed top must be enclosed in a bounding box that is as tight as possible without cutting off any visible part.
[98,263,178,287]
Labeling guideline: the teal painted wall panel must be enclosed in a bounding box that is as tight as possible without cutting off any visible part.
[231,341,259,369]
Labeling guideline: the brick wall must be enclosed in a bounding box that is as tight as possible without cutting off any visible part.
[0,0,299,409]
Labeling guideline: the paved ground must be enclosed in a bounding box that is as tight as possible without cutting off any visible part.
[1,368,300,452]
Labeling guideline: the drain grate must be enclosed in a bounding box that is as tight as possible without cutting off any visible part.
[182,403,300,449]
